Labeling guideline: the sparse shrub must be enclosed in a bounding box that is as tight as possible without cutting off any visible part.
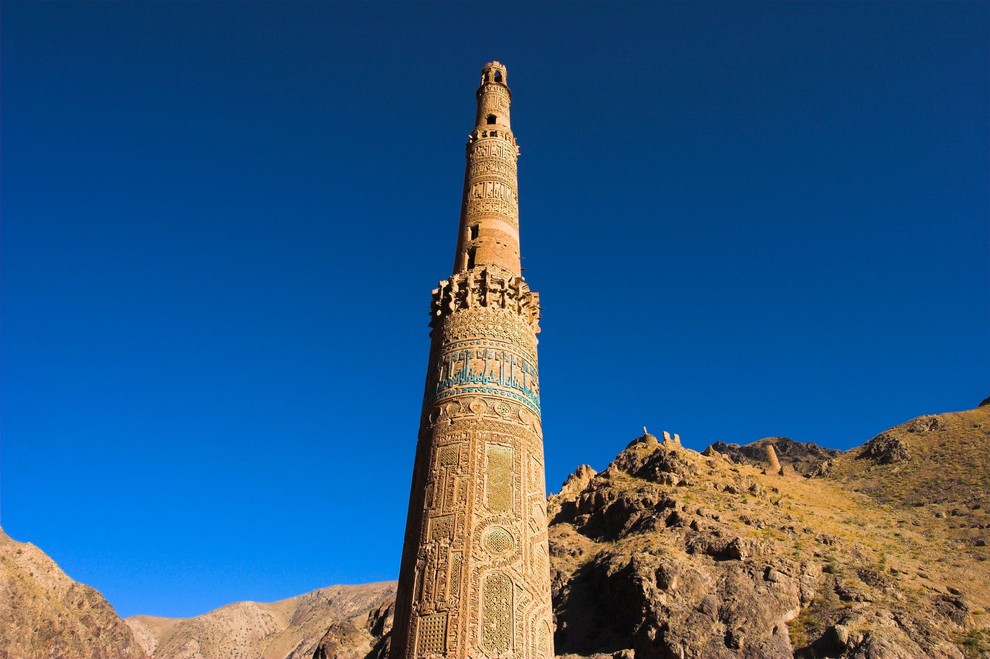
[955,628,990,658]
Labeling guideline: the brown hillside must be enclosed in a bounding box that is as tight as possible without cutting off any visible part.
[0,527,148,659]
[546,420,990,658]
[126,582,395,659]
[823,406,990,560]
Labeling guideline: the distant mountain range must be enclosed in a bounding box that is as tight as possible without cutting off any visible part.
[2,401,988,659]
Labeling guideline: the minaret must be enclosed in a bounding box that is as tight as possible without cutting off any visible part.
[390,62,554,659]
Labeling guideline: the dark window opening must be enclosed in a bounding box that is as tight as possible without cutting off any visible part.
[494,71,503,83]
[466,248,476,269]
[468,225,479,240]
[486,114,497,125]
[490,130,497,137]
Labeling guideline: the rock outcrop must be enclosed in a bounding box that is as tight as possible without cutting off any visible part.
[0,527,148,659]
[544,405,990,658]
[311,599,393,659]
[706,437,839,476]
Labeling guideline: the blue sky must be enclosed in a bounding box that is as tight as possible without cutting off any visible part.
[2,2,987,618]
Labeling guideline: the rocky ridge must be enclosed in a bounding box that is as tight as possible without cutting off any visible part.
[126,582,395,659]
[545,413,990,658]
[706,437,839,476]
[0,527,148,659]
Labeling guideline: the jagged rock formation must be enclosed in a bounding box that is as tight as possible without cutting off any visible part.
[126,582,395,659]
[311,600,394,659]
[0,527,148,659]
[706,437,839,476]
[545,405,990,659]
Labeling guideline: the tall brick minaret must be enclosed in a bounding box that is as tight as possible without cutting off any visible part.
[389,61,554,659]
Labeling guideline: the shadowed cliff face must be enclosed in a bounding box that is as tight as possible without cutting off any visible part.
[0,528,149,659]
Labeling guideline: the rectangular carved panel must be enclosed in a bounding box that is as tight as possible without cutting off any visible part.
[428,515,454,542]
[447,551,462,598]
[415,612,448,654]
[485,444,513,513]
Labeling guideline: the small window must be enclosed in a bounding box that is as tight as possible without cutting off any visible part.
[494,71,503,83]
[466,248,476,269]
[468,225,479,240]
[490,130,497,137]
[486,114,496,125]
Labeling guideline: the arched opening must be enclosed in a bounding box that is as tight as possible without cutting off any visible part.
[494,71,503,83]
[486,114,497,125]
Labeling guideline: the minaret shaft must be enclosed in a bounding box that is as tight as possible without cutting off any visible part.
[452,64,522,277]
[390,62,554,659]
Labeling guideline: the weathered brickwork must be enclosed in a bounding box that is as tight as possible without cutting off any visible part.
[390,62,554,659]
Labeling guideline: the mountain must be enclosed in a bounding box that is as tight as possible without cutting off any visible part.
[126,583,395,659]
[546,407,990,658]
[3,403,988,659]
[0,527,148,659]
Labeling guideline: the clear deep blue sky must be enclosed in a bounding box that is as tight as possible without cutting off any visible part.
[2,2,987,618]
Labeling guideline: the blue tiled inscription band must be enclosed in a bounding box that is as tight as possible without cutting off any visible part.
[428,342,540,413]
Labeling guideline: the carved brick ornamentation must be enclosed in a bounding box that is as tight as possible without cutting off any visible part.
[447,551,462,598]
[430,266,541,333]
[415,612,448,655]
[390,62,554,659]
[483,527,514,554]
[486,444,513,513]
[481,572,513,655]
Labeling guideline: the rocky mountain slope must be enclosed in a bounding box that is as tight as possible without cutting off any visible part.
[546,409,990,658]
[0,527,148,659]
[4,403,988,659]
[126,582,395,659]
